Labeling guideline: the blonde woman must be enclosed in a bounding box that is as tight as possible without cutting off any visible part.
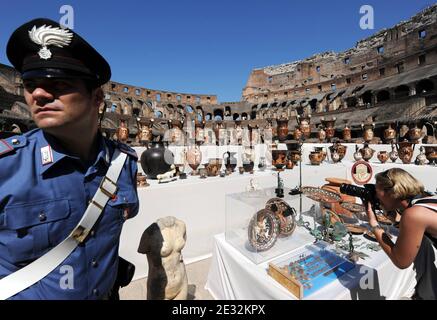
[366,168,437,300]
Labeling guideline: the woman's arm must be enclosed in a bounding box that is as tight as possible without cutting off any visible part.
[367,203,426,269]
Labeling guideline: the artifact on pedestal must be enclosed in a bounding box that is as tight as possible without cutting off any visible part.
[384,123,396,144]
[342,124,352,142]
[297,115,311,139]
[321,117,336,141]
[137,216,188,300]
[361,122,375,143]
[223,151,238,174]
[116,119,129,143]
[186,145,202,175]
[389,142,398,163]
[140,141,175,179]
[353,145,363,162]
[396,141,415,164]
[377,151,389,164]
[277,118,289,142]
[415,146,428,165]
[359,143,375,162]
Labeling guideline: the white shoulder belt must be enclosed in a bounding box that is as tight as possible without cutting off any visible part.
[0,149,127,300]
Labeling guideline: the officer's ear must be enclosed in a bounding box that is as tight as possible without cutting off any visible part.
[92,87,104,109]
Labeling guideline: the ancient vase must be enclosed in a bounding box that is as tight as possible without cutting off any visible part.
[277,119,289,142]
[309,151,323,165]
[223,151,238,173]
[342,125,352,142]
[272,150,287,170]
[206,158,222,176]
[415,147,428,165]
[298,116,311,139]
[242,147,255,172]
[187,146,202,173]
[424,146,437,166]
[117,119,129,143]
[321,118,336,141]
[138,122,153,146]
[362,123,375,143]
[140,142,174,179]
[377,151,389,164]
[359,143,375,162]
[408,123,422,143]
[317,127,326,142]
[384,123,396,144]
[195,122,205,145]
[353,145,363,162]
[314,147,327,162]
[396,141,415,164]
[389,143,399,163]
[293,127,303,140]
[258,157,267,171]
[329,142,347,162]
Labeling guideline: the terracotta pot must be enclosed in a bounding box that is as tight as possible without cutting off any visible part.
[293,127,303,140]
[187,146,202,172]
[377,151,389,164]
[317,128,326,142]
[321,118,336,140]
[396,141,415,164]
[277,119,289,142]
[359,143,375,162]
[424,146,437,165]
[408,123,422,143]
[206,158,222,176]
[289,150,301,164]
[314,147,327,162]
[299,116,311,139]
[343,126,352,142]
[384,123,396,144]
[140,142,174,179]
[309,151,323,165]
[329,142,347,162]
[362,124,375,143]
[272,150,287,169]
[117,120,129,143]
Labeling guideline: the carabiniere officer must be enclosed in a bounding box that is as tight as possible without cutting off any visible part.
[0,18,139,299]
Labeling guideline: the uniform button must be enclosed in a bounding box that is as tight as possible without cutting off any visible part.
[93,288,99,296]
[91,259,98,268]
[11,139,19,145]
[38,212,47,222]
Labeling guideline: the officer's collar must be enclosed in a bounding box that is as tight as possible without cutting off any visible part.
[37,130,111,175]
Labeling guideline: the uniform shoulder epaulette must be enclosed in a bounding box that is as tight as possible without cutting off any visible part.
[114,141,139,160]
[0,135,27,158]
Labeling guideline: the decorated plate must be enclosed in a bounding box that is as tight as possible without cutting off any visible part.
[376,214,393,225]
[248,209,279,252]
[301,186,342,203]
[344,224,367,235]
[265,198,296,237]
[340,202,366,213]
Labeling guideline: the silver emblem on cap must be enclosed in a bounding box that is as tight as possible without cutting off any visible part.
[28,25,73,60]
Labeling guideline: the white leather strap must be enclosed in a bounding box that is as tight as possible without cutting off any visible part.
[0,149,127,300]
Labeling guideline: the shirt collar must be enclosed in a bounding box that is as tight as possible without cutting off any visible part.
[37,130,110,176]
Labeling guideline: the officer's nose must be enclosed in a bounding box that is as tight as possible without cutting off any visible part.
[32,87,55,106]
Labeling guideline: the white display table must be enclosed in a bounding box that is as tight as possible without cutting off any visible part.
[120,144,436,281]
[205,233,417,300]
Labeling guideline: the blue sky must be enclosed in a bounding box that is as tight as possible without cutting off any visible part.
[0,0,435,102]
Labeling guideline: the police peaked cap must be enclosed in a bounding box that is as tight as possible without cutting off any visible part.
[6,18,111,86]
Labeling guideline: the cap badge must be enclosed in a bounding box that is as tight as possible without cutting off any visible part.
[28,25,73,60]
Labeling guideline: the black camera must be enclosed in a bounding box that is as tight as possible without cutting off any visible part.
[339,183,381,211]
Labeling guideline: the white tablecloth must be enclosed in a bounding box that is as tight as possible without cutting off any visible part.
[205,233,417,300]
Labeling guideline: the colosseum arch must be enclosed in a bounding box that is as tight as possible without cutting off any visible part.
[251,105,258,120]
[233,113,240,121]
[394,85,410,99]
[376,90,390,103]
[185,105,194,114]
[416,79,434,94]
[205,113,212,121]
[213,109,224,121]
[361,90,372,105]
